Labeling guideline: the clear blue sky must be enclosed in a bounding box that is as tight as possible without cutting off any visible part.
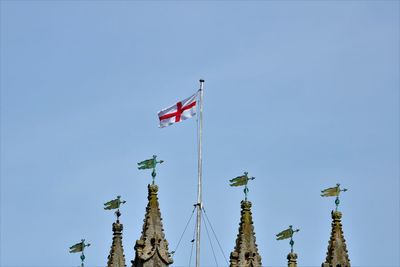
[1,1,399,267]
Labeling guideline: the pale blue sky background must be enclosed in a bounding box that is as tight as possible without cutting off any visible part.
[1,1,399,267]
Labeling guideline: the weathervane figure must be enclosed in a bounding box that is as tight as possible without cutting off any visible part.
[276,225,300,253]
[229,171,255,201]
[69,239,91,267]
[321,183,348,211]
[104,195,126,220]
[138,155,164,184]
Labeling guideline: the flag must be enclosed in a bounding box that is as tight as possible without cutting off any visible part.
[104,196,126,210]
[69,241,84,253]
[276,228,293,240]
[138,158,157,170]
[229,175,249,187]
[229,172,255,187]
[158,91,198,128]
[321,186,340,197]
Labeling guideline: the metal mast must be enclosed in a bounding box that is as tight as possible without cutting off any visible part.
[195,79,204,267]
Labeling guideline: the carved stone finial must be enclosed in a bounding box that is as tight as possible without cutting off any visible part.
[332,210,342,220]
[241,200,252,210]
[149,184,159,194]
[287,252,298,267]
[112,221,123,233]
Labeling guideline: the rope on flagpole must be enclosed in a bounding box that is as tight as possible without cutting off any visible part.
[202,207,229,265]
[171,206,196,257]
[202,210,219,266]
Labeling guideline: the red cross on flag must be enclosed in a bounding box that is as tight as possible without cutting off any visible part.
[158,91,199,128]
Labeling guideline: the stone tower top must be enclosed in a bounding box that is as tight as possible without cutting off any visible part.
[230,200,262,267]
[107,218,127,267]
[132,184,173,267]
[322,211,351,267]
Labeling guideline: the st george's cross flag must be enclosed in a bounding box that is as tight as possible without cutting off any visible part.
[158,91,198,128]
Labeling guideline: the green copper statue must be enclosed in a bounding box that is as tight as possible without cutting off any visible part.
[69,239,90,267]
[104,195,126,220]
[276,225,300,253]
[138,155,164,184]
[321,183,348,211]
[229,172,255,201]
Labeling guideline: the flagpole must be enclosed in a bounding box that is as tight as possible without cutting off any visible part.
[196,79,204,267]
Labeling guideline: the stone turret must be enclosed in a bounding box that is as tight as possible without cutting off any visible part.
[132,184,173,267]
[230,200,262,267]
[107,216,127,267]
[322,211,351,267]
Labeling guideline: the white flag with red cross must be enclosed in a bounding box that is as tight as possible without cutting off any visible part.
[158,91,199,128]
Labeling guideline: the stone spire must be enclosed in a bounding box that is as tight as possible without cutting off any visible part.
[107,216,127,267]
[132,184,173,267]
[322,211,351,267]
[287,252,298,267]
[230,200,262,267]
